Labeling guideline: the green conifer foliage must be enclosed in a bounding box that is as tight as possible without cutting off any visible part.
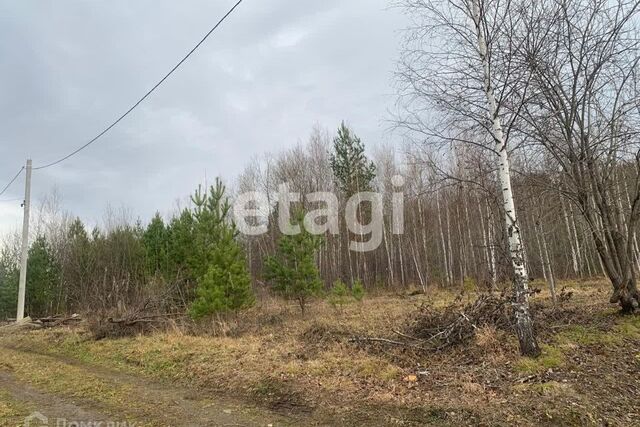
[329,122,376,196]
[188,179,254,318]
[265,212,323,315]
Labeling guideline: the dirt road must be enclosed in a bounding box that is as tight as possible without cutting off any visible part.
[0,345,289,427]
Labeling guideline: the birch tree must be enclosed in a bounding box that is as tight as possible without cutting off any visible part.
[397,0,541,355]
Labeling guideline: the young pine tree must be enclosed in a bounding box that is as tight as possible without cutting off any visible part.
[143,212,170,279]
[189,226,254,318]
[329,122,376,196]
[328,279,349,310]
[189,179,254,319]
[265,212,323,315]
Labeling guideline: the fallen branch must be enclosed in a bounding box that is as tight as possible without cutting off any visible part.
[349,336,428,351]
[40,314,82,328]
[105,312,185,328]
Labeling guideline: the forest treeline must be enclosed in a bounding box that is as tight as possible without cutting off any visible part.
[0,122,623,319]
[2,0,640,326]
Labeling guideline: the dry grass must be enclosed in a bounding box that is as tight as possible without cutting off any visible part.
[1,279,639,426]
[0,389,27,426]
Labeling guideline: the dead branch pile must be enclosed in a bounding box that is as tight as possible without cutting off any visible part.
[89,283,187,340]
[350,294,513,352]
[90,312,184,340]
[408,294,512,348]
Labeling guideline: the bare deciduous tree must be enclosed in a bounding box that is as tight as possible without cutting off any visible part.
[519,0,640,312]
[396,0,541,356]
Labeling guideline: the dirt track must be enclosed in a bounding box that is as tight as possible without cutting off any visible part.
[0,345,288,427]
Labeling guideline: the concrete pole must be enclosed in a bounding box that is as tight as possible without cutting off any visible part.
[16,159,32,321]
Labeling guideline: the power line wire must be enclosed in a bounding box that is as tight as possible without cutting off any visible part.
[0,167,24,197]
[34,0,245,170]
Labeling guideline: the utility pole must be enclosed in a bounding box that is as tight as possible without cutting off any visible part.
[16,159,32,321]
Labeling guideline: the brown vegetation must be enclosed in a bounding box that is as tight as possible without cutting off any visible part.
[1,279,638,426]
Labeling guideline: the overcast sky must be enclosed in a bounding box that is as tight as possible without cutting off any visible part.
[0,0,407,236]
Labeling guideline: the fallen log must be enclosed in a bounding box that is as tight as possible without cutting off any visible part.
[0,317,43,333]
[42,314,82,328]
[107,312,183,326]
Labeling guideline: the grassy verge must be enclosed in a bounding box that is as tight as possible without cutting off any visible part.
[0,389,29,427]
[1,280,638,426]
[0,347,158,426]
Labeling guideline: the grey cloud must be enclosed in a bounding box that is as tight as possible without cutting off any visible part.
[0,0,407,235]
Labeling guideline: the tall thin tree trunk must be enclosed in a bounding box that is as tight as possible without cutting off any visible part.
[471,0,540,356]
[398,234,407,288]
[535,219,557,305]
[533,218,549,285]
[417,196,430,287]
[456,202,466,286]
[436,191,451,286]
[486,200,497,291]
[478,193,491,285]
[383,223,395,287]
[568,201,584,277]
[464,194,478,280]
[560,193,580,277]
[445,199,454,286]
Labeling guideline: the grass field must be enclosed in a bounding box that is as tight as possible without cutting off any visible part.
[1,279,639,426]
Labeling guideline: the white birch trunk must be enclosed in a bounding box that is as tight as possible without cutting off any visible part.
[478,193,491,283]
[470,0,540,356]
[418,196,430,287]
[486,200,497,290]
[456,203,467,285]
[436,191,451,286]
[568,202,584,276]
[410,237,426,291]
[464,195,478,278]
[533,218,549,285]
[383,224,395,286]
[445,199,454,286]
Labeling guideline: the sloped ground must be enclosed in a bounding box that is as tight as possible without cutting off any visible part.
[1,279,638,426]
